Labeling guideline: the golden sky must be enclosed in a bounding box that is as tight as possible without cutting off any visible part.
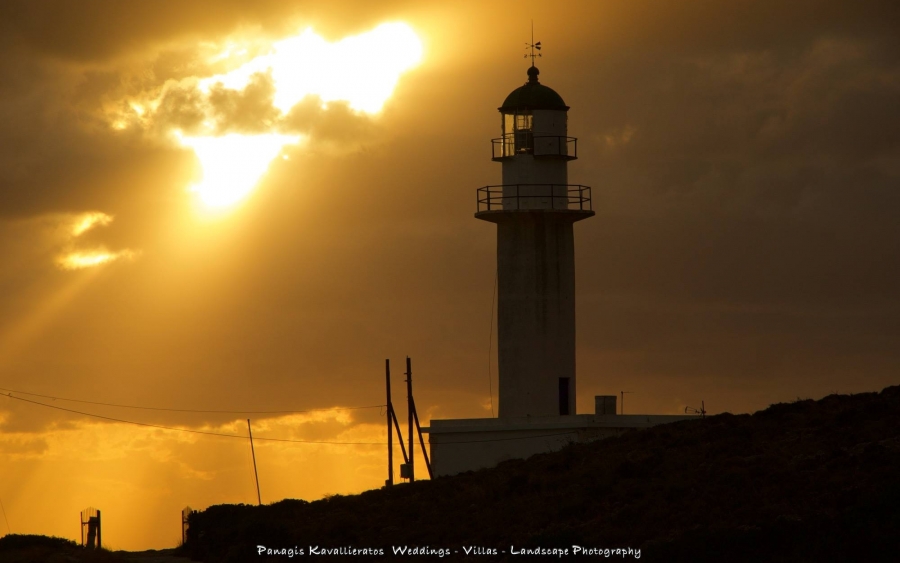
[1,0,898,550]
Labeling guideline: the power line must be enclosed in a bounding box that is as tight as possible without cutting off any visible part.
[2,393,387,445]
[0,386,383,415]
[3,393,583,447]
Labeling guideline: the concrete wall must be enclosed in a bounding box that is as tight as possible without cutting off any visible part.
[425,414,695,477]
[596,395,618,415]
[501,158,568,205]
[532,109,567,135]
[428,427,626,476]
[496,212,577,417]
[532,109,568,160]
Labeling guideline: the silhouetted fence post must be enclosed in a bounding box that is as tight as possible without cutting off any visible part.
[80,507,101,549]
[182,506,192,545]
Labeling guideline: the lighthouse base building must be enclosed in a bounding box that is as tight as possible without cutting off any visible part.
[423,63,694,477]
[425,402,689,477]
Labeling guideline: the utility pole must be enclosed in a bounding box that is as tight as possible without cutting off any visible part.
[405,357,433,479]
[386,359,410,484]
[406,356,414,482]
[386,359,393,486]
[386,357,429,482]
[247,419,261,506]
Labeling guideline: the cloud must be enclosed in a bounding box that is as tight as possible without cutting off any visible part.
[207,71,281,134]
[146,80,210,136]
[0,11,418,221]
[54,212,138,270]
[57,249,139,271]
[602,125,636,149]
[0,432,49,459]
[71,212,114,237]
[280,96,378,144]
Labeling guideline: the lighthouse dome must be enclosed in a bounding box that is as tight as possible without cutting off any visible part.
[500,66,569,112]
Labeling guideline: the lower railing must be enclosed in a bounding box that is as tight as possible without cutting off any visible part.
[476,184,592,212]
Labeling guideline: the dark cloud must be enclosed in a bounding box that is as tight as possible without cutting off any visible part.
[0,0,419,63]
[0,1,295,62]
[568,32,900,312]
[281,96,378,143]
[207,71,280,134]
[150,82,210,135]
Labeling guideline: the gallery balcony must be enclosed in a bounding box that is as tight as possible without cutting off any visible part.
[475,184,594,222]
[491,134,578,161]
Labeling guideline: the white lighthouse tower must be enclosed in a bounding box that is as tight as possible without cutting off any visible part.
[476,63,594,418]
[423,57,692,477]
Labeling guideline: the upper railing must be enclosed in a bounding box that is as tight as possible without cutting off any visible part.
[476,184,592,213]
[491,134,578,161]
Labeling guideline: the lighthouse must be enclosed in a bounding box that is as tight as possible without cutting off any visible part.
[476,63,593,418]
[422,57,692,477]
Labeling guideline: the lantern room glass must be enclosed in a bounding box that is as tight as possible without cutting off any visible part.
[502,111,533,156]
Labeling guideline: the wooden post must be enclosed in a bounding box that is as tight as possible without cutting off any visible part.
[386,359,393,487]
[406,356,414,482]
[391,408,408,463]
[85,511,100,549]
[247,419,261,506]
[412,408,433,479]
[182,506,192,545]
[81,508,101,549]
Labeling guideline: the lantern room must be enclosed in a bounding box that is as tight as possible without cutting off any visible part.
[493,66,577,162]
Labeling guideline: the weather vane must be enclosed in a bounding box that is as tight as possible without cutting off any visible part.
[525,21,541,66]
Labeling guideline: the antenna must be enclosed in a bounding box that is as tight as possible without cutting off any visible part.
[525,20,542,66]
[620,391,633,415]
[685,400,707,418]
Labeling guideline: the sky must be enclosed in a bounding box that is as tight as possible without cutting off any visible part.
[1,0,898,550]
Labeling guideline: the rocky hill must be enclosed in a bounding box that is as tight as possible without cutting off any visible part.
[0,534,128,563]
[179,386,900,562]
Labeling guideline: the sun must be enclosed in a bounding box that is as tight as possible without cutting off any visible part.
[178,132,301,208]
[172,22,423,210]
